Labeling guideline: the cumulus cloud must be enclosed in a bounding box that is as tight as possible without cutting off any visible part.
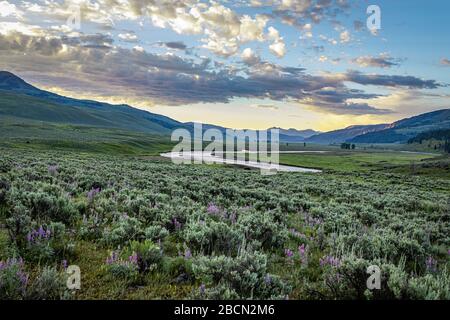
[118,32,138,43]
[339,30,350,43]
[267,26,286,57]
[0,0,23,18]
[241,48,261,66]
[441,58,450,66]
[272,0,351,27]
[351,54,401,68]
[157,41,188,50]
[0,30,443,116]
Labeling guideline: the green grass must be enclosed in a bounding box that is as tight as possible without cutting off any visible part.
[0,118,175,155]
[279,151,438,172]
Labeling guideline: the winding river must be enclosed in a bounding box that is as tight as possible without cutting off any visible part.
[160,151,323,173]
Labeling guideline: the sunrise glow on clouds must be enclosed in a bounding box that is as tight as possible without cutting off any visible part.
[0,0,449,130]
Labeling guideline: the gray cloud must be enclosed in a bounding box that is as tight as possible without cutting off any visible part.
[344,71,441,89]
[157,41,188,50]
[0,31,442,115]
[351,54,401,68]
[441,58,450,66]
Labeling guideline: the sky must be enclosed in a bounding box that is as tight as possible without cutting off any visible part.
[0,0,449,131]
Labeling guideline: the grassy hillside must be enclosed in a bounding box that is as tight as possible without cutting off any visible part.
[0,117,174,155]
[350,109,450,143]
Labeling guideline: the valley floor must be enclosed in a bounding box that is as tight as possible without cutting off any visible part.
[0,147,449,299]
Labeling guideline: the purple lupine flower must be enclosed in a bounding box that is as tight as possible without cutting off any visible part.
[48,165,58,176]
[0,258,28,290]
[106,251,119,264]
[264,274,272,285]
[425,256,437,272]
[298,244,309,266]
[199,283,206,295]
[284,248,294,259]
[129,252,138,264]
[27,226,51,244]
[173,218,182,230]
[184,248,192,259]
[304,213,323,227]
[61,260,68,270]
[319,255,340,268]
[87,188,100,202]
[289,228,307,239]
[206,203,220,215]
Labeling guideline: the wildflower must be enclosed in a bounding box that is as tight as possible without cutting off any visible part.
[289,228,307,239]
[87,188,100,202]
[128,252,138,264]
[184,248,192,259]
[206,203,220,215]
[173,218,182,231]
[425,256,437,272]
[298,244,309,266]
[264,274,272,285]
[284,248,294,259]
[319,255,340,268]
[199,283,206,295]
[26,226,51,244]
[48,165,58,176]
[106,251,119,264]
[61,260,68,270]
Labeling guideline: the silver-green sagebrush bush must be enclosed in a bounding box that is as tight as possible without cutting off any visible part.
[0,149,449,299]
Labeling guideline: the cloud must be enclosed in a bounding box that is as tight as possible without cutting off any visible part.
[241,48,261,66]
[0,0,23,18]
[267,26,286,57]
[157,41,188,50]
[343,70,441,89]
[441,58,450,66]
[339,30,350,43]
[251,104,279,111]
[351,54,401,68]
[272,0,351,27]
[118,33,138,43]
[0,31,443,116]
[305,102,393,115]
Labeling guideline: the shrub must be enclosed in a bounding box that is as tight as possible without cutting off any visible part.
[144,225,169,241]
[192,250,290,299]
[104,250,139,281]
[101,213,142,246]
[122,240,163,273]
[0,179,10,206]
[27,266,67,300]
[0,257,28,300]
[237,211,288,249]
[182,220,242,255]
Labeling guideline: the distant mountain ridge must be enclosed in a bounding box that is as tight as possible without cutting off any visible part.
[349,109,450,143]
[0,71,321,142]
[305,124,390,144]
[0,71,448,145]
[0,71,185,135]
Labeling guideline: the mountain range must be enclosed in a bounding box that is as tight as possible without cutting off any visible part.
[0,71,449,145]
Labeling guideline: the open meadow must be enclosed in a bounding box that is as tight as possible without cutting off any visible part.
[1,146,449,300]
